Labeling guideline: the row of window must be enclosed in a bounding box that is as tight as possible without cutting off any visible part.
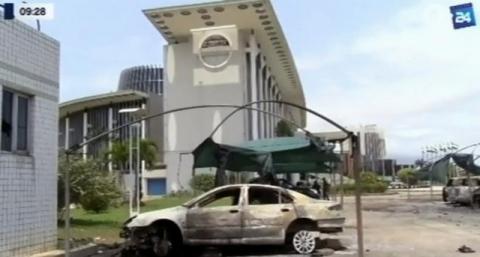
[197,187,293,208]
[246,52,283,140]
[1,89,29,153]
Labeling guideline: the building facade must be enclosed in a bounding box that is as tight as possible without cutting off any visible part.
[59,66,167,197]
[118,65,163,95]
[144,0,306,192]
[0,17,60,256]
[358,124,386,173]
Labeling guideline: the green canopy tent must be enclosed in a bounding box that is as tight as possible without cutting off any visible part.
[416,157,450,184]
[239,137,339,173]
[192,136,340,184]
[450,153,480,175]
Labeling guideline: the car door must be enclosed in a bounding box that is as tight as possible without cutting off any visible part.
[185,186,243,243]
[242,186,296,244]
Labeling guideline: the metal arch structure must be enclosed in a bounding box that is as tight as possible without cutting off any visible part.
[62,102,365,257]
[209,100,352,139]
[66,104,311,154]
[208,100,364,257]
[63,104,303,256]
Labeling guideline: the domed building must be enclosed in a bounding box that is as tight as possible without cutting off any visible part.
[118,65,163,95]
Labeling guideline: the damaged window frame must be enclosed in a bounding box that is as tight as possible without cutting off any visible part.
[189,186,243,209]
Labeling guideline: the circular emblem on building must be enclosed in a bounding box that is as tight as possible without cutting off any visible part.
[199,34,232,69]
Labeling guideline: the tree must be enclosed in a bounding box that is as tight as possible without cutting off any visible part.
[107,140,129,171]
[106,139,158,170]
[398,168,418,186]
[140,139,158,169]
[58,156,121,215]
[275,120,294,137]
[190,174,215,192]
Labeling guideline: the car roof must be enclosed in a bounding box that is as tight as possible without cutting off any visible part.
[215,183,284,191]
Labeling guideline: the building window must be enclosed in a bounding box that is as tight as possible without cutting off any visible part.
[1,90,13,151]
[1,89,30,152]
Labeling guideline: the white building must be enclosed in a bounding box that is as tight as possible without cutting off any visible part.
[0,16,60,256]
[143,0,306,192]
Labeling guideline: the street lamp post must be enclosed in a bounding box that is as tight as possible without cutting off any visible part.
[119,108,147,217]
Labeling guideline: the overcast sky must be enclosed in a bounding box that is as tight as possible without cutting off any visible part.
[22,0,480,163]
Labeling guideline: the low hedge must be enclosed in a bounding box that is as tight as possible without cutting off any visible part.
[335,182,388,194]
[334,172,388,194]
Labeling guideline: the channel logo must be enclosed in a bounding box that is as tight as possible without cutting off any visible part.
[1,3,15,20]
[450,3,476,29]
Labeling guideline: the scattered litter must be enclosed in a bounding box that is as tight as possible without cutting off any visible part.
[458,245,475,253]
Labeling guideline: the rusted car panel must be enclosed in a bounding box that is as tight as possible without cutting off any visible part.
[121,184,345,255]
[185,205,242,240]
[242,203,296,243]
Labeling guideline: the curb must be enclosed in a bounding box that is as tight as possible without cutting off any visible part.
[30,244,98,257]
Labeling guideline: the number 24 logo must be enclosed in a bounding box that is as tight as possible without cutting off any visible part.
[455,11,472,23]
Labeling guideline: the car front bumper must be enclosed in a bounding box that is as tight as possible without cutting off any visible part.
[317,217,345,233]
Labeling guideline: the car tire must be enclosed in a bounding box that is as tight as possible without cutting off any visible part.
[442,189,448,202]
[290,226,318,254]
[472,195,480,209]
[151,224,183,257]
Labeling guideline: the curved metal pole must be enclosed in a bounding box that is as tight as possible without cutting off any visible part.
[62,102,363,257]
[66,104,313,154]
[207,101,363,257]
[209,100,352,139]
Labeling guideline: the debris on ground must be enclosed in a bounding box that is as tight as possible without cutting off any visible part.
[312,248,335,256]
[458,245,475,253]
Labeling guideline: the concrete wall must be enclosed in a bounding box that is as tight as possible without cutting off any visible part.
[146,94,164,163]
[0,18,59,256]
[163,29,248,192]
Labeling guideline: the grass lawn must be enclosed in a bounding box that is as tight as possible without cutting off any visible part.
[58,195,194,244]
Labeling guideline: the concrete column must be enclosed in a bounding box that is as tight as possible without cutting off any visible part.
[65,117,70,149]
[82,111,88,160]
[259,58,266,139]
[108,107,113,172]
[141,103,147,197]
[249,33,259,140]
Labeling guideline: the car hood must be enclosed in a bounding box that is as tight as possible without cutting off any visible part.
[126,206,187,228]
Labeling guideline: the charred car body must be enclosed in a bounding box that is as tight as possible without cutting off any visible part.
[121,184,345,256]
[443,176,480,207]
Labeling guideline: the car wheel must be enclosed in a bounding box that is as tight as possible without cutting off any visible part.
[442,190,448,202]
[151,224,183,257]
[291,229,317,254]
[472,195,480,209]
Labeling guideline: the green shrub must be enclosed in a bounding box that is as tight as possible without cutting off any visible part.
[335,172,388,194]
[398,168,418,186]
[79,174,122,213]
[58,156,122,215]
[190,174,215,192]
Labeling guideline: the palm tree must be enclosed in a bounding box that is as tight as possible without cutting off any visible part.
[140,139,158,169]
[107,140,129,172]
[106,139,158,171]
[106,139,158,203]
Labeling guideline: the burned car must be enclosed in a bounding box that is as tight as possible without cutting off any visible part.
[444,176,480,205]
[121,184,345,256]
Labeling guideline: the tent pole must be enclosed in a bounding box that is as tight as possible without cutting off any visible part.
[352,135,364,257]
[340,141,344,209]
[429,164,433,201]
